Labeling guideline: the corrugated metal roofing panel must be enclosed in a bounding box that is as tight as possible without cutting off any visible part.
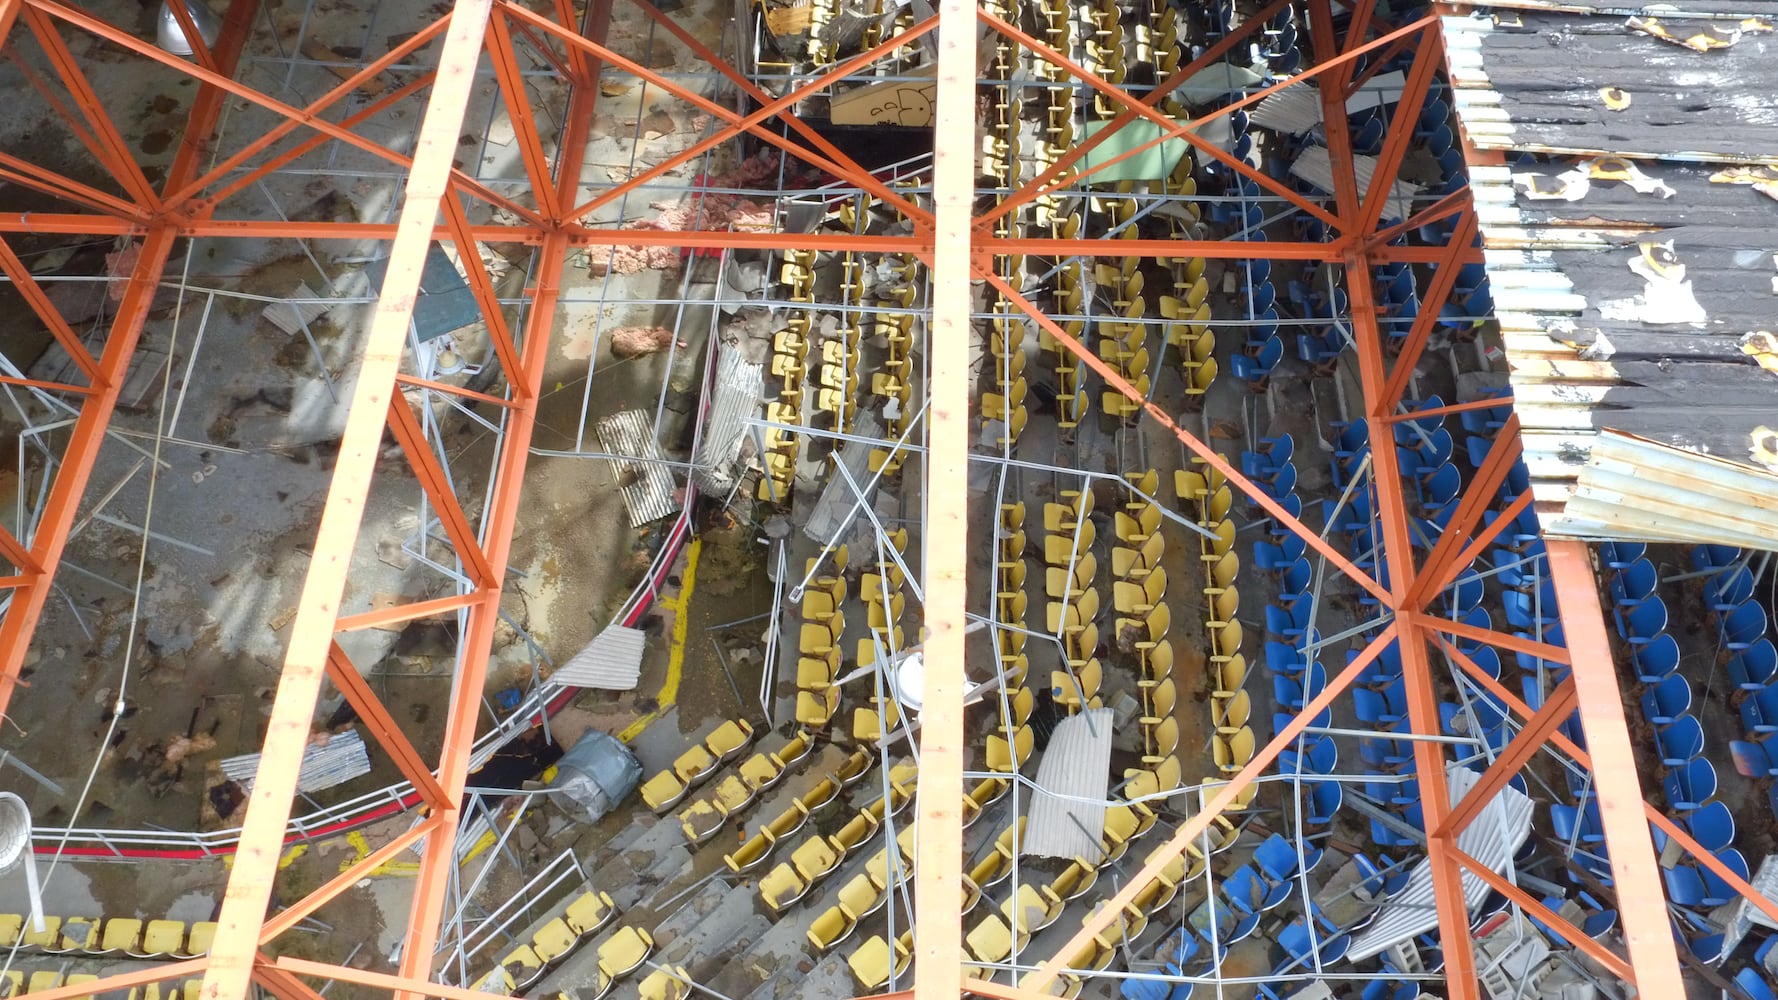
[1022,708,1114,860]
[223,731,372,794]
[596,410,680,528]
[551,625,648,691]
[692,345,764,494]
[1347,765,1536,962]
[1289,146,1423,220]
[1549,431,1778,548]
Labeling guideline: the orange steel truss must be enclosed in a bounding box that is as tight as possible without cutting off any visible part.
[0,0,1771,998]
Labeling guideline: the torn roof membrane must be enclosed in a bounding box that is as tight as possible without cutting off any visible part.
[1449,2,1778,547]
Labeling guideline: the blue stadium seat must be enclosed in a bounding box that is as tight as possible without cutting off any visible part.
[1640,674,1691,727]
[1655,714,1704,767]
[1728,638,1778,691]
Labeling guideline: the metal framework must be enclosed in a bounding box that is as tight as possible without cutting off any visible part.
[1,0,1774,998]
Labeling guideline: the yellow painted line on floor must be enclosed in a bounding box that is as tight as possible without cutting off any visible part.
[339,830,420,876]
[618,537,701,745]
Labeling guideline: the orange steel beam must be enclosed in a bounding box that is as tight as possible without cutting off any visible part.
[1425,613,1572,666]
[981,10,1341,232]
[1310,1,1491,991]
[1438,633,1778,929]
[0,151,146,219]
[272,957,531,1000]
[557,15,938,227]
[387,390,498,585]
[0,962,204,1000]
[396,374,517,410]
[1356,30,1444,235]
[334,592,489,632]
[1452,846,1635,981]
[977,13,1438,232]
[393,0,605,985]
[0,227,184,723]
[0,234,101,384]
[1544,540,1686,996]
[199,1,497,996]
[910,0,971,995]
[0,206,1479,264]
[1007,624,1401,999]
[438,193,527,394]
[259,815,446,940]
[1409,411,1523,600]
[253,965,332,1000]
[324,642,450,805]
[1369,186,1468,250]
[0,526,36,577]
[1434,675,1577,838]
[484,13,561,222]
[1425,489,1534,603]
[171,22,455,211]
[972,0,1296,231]
[22,0,541,227]
[0,373,94,399]
[1376,394,1514,425]
[1378,210,1479,405]
[987,273,1390,604]
[620,0,933,228]
[17,5,163,211]
[503,4,935,228]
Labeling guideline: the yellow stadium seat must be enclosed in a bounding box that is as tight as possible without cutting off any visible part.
[101,917,144,955]
[180,922,216,958]
[724,832,773,875]
[498,945,545,990]
[531,917,577,964]
[966,913,1015,963]
[796,687,841,726]
[846,934,911,990]
[759,862,809,912]
[597,926,655,980]
[639,770,689,813]
[1214,727,1257,773]
[565,890,617,937]
[52,917,99,953]
[637,965,692,1000]
[829,811,879,856]
[792,835,842,884]
[807,906,855,953]
[21,916,61,951]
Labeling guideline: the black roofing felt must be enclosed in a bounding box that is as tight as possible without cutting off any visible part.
[1476,0,1778,19]
[1475,12,1778,159]
[1506,159,1778,230]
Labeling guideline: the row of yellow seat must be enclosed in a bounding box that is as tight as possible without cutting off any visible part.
[1178,459,1260,806]
[487,923,652,999]
[475,888,620,992]
[1040,263,1092,431]
[759,761,916,912]
[759,281,811,502]
[1106,470,1182,770]
[797,546,848,728]
[852,529,910,743]
[0,916,214,961]
[868,286,916,477]
[675,729,814,844]
[1092,259,1153,420]
[1042,489,1103,713]
[638,719,756,813]
[724,746,875,875]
